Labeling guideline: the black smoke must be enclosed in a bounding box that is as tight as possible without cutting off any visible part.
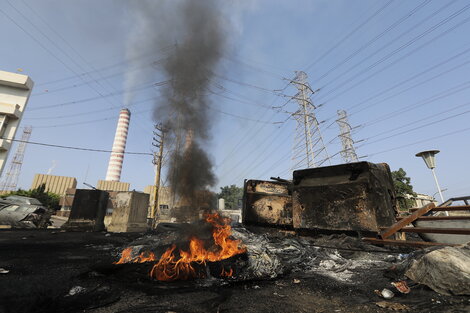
[129,0,226,213]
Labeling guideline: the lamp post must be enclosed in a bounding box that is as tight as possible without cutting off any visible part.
[416,150,445,204]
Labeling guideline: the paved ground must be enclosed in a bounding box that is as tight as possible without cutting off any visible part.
[0,229,469,313]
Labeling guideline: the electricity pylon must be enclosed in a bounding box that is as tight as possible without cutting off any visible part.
[0,126,32,192]
[290,71,330,169]
[336,110,359,163]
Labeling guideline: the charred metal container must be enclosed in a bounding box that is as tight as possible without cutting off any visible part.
[292,162,397,233]
[62,189,109,231]
[243,179,292,227]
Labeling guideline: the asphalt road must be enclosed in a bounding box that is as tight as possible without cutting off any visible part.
[0,229,468,313]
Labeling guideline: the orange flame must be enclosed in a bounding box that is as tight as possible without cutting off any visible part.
[115,247,157,264]
[115,213,246,281]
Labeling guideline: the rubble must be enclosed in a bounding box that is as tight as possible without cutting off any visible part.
[375,301,410,311]
[405,243,470,296]
[375,288,395,299]
[115,224,396,284]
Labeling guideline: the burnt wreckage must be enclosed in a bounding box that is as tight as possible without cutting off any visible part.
[114,162,400,282]
[243,162,397,234]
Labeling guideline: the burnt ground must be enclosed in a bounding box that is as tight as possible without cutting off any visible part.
[0,229,469,313]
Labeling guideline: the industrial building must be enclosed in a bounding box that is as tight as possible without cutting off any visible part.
[96,180,130,192]
[31,174,77,195]
[0,70,34,175]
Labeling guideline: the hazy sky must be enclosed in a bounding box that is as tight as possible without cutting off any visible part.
[1,0,469,199]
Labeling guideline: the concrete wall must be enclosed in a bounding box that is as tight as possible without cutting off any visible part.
[62,189,109,231]
[107,191,150,232]
[31,174,77,195]
[0,70,34,175]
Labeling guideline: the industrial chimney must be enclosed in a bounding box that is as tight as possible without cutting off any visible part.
[105,108,130,181]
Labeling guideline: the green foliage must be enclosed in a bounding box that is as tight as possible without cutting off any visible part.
[392,168,416,210]
[217,184,243,209]
[3,183,61,211]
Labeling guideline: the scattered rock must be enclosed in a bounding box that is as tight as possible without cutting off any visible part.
[67,286,86,296]
[375,301,409,311]
[374,288,394,299]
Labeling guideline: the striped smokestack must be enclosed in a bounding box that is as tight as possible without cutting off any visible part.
[105,108,130,181]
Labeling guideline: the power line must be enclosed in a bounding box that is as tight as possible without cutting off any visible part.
[366,126,470,157]
[1,137,152,156]
[361,100,470,142]
[365,78,470,127]
[314,0,431,83]
[359,106,470,147]
[348,45,470,115]
[316,2,470,104]
[314,0,457,94]
[28,80,171,111]
[32,56,169,96]
[3,1,123,111]
[305,0,395,71]
[23,96,159,120]
[35,44,175,87]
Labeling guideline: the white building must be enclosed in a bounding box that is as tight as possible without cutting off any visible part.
[0,70,34,175]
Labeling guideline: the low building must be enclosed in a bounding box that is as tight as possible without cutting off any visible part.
[143,185,172,219]
[31,174,77,195]
[406,193,438,208]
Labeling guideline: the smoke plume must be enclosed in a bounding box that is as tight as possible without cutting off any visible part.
[127,0,227,213]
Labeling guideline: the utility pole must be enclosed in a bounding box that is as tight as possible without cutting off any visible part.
[151,123,165,228]
[290,71,330,169]
[336,110,359,163]
[0,126,32,192]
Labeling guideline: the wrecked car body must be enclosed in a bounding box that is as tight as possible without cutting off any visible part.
[0,198,52,229]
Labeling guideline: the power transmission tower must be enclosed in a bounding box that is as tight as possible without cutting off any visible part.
[290,71,330,169]
[336,110,359,163]
[0,126,32,192]
[151,123,166,228]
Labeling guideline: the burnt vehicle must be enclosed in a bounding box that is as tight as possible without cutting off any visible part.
[0,196,52,228]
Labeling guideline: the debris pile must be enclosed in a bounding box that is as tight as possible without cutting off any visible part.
[405,243,470,295]
[113,221,396,285]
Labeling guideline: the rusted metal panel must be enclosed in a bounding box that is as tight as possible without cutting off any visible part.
[292,162,397,233]
[242,179,292,226]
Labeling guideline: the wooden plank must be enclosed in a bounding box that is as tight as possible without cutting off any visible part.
[410,205,470,212]
[380,203,435,239]
[397,216,470,221]
[380,227,470,235]
[363,237,458,247]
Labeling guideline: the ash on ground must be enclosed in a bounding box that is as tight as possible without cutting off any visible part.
[116,224,400,285]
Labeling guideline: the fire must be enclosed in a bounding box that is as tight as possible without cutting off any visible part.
[115,247,157,264]
[115,213,246,281]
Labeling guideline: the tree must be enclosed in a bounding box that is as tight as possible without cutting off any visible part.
[2,183,61,211]
[217,185,243,209]
[391,168,416,210]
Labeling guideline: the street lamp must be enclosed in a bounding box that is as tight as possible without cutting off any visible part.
[416,150,445,204]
